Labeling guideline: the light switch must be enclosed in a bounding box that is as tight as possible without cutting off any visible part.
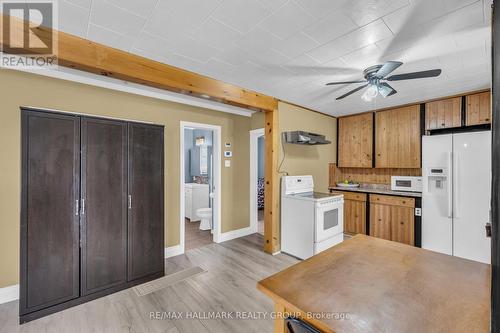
[225,160,231,167]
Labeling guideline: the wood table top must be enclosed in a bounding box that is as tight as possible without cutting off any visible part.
[257,235,490,333]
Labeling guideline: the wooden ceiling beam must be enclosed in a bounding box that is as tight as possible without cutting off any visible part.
[0,14,278,111]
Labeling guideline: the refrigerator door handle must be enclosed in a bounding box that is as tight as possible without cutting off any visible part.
[447,151,453,218]
[454,152,460,218]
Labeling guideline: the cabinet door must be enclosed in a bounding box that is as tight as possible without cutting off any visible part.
[466,92,491,126]
[425,97,462,130]
[338,113,373,168]
[375,105,421,168]
[369,203,391,241]
[128,123,165,281]
[390,206,415,246]
[344,199,366,234]
[80,118,128,295]
[21,110,80,314]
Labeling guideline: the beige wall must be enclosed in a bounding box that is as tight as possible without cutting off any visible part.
[0,69,250,288]
[278,101,336,193]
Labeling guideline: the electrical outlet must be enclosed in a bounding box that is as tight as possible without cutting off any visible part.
[415,208,422,216]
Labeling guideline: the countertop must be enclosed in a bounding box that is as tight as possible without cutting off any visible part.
[329,185,422,198]
[257,235,490,333]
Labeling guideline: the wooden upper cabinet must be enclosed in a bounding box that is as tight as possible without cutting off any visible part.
[338,113,373,168]
[375,105,421,168]
[425,97,462,130]
[466,92,491,126]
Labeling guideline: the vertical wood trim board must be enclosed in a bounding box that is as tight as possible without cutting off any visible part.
[264,109,280,254]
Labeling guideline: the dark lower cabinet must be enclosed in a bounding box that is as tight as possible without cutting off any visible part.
[128,123,165,281]
[80,118,128,296]
[20,109,164,323]
[20,111,81,315]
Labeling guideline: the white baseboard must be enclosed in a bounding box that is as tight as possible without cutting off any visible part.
[218,226,255,243]
[0,284,19,304]
[165,244,184,258]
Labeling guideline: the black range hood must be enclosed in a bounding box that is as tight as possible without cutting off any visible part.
[282,131,331,145]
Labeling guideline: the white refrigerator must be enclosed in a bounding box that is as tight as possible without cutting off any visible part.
[422,131,491,264]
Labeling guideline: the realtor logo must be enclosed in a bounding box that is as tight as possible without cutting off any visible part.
[1,0,58,69]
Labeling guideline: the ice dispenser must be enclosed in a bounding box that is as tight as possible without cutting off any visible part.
[426,167,448,192]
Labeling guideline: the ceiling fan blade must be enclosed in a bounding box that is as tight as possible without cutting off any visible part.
[326,80,365,86]
[378,82,397,98]
[375,61,403,79]
[386,69,442,81]
[336,84,369,100]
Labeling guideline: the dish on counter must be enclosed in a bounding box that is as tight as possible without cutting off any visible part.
[336,180,360,188]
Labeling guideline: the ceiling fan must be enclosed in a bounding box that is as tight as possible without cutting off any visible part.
[326,61,442,101]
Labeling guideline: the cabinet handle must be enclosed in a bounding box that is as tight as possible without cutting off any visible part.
[128,195,132,209]
[81,199,85,215]
[75,200,79,216]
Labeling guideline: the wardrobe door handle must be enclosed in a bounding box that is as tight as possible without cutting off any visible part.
[128,195,132,209]
[75,200,79,216]
[81,199,85,215]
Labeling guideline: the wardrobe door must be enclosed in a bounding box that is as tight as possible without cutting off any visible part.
[20,110,80,315]
[80,118,128,295]
[128,123,164,281]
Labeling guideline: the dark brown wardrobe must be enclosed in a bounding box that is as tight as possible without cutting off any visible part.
[20,109,164,323]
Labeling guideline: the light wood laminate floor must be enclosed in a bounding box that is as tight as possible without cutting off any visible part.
[0,234,298,333]
[185,218,213,251]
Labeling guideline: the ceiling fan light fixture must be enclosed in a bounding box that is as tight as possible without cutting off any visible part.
[362,85,378,102]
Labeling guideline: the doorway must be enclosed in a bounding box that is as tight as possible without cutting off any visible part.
[250,128,265,236]
[180,122,221,252]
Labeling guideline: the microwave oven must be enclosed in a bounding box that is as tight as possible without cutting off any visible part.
[391,176,423,192]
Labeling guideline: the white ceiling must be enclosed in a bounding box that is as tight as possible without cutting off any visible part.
[55,0,491,116]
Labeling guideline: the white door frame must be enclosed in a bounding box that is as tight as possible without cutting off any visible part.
[180,121,222,253]
[249,128,265,234]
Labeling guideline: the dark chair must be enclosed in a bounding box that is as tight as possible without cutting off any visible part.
[285,317,322,333]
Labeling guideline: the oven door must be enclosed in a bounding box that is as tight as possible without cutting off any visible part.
[315,201,343,243]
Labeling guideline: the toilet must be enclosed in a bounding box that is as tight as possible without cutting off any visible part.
[196,208,212,230]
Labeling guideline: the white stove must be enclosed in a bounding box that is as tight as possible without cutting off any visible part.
[281,175,344,260]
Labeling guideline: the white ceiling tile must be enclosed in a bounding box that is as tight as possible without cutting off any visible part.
[212,0,270,34]
[106,0,158,18]
[234,27,282,53]
[272,32,319,59]
[192,18,243,51]
[304,10,358,44]
[340,44,382,69]
[64,0,92,10]
[282,54,322,75]
[292,0,347,19]
[426,1,485,40]
[344,0,410,27]
[255,0,288,12]
[59,0,89,38]
[90,0,146,37]
[200,58,236,79]
[252,49,291,66]
[87,24,135,52]
[259,1,316,39]
[383,0,447,33]
[133,32,174,59]
[145,0,222,40]
[216,46,259,66]
[170,37,222,63]
[307,19,393,63]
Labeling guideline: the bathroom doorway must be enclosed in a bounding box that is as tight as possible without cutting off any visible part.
[250,128,265,236]
[180,122,221,252]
